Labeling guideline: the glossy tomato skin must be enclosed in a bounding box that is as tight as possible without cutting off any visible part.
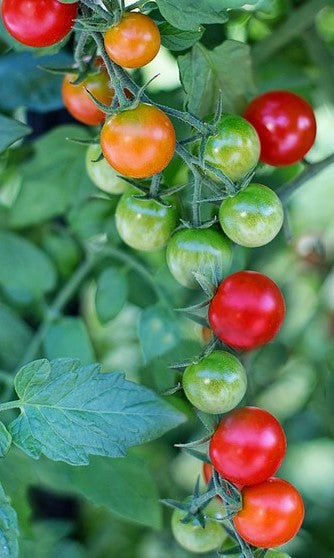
[244,90,316,166]
[172,499,227,554]
[2,0,77,47]
[219,183,284,248]
[208,270,285,350]
[104,12,160,69]
[86,144,128,194]
[62,61,114,126]
[101,103,176,178]
[115,187,178,251]
[166,228,232,289]
[234,478,304,548]
[183,351,247,414]
[209,407,286,486]
[204,114,260,182]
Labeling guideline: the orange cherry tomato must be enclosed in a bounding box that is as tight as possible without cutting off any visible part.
[100,103,176,178]
[62,59,114,126]
[104,12,160,69]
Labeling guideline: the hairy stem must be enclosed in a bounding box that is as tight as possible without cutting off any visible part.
[277,153,334,203]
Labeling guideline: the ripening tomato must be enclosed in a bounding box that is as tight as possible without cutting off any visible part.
[115,187,178,251]
[243,90,317,166]
[219,183,284,247]
[209,407,286,486]
[171,499,227,554]
[182,351,247,414]
[203,462,213,485]
[208,270,285,350]
[62,60,114,126]
[204,114,260,182]
[166,228,232,289]
[234,478,304,548]
[86,144,128,194]
[100,103,176,178]
[2,0,77,47]
[104,12,160,69]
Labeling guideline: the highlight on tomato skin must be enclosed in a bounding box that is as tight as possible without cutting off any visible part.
[233,477,305,548]
[2,0,78,48]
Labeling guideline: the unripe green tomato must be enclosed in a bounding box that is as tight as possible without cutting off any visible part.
[171,499,227,554]
[166,228,232,289]
[219,183,284,247]
[182,350,247,414]
[265,551,291,558]
[86,144,128,195]
[115,187,179,251]
[204,114,260,182]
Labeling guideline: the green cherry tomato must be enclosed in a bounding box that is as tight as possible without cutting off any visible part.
[166,228,232,289]
[182,350,247,414]
[219,183,284,247]
[86,144,128,195]
[115,187,179,251]
[265,551,292,558]
[204,114,260,182]
[171,499,227,554]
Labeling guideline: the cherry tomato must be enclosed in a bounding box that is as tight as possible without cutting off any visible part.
[171,499,227,554]
[2,0,77,47]
[86,144,128,195]
[182,351,247,414]
[62,60,114,126]
[208,270,285,351]
[115,187,178,251]
[101,103,176,179]
[166,228,232,289]
[203,462,213,485]
[204,114,260,182]
[234,478,304,548]
[243,90,317,166]
[104,12,160,69]
[219,183,284,248]
[209,406,286,486]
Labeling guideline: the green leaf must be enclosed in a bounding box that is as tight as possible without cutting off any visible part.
[0,422,12,458]
[0,482,19,558]
[9,358,185,465]
[95,267,128,324]
[44,318,95,364]
[138,305,180,363]
[178,40,255,117]
[0,231,56,301]
[159,21,204,51]
[9,126,94,228]
[0,303,32,370]
[0,114,31,153]
[67,198,118,240]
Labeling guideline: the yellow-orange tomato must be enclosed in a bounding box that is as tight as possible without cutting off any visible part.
[104,12,160,69]
[62,60,114,126]
[100,103,176,178]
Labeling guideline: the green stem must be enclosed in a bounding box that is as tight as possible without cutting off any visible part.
[19,256,96,367]
[277,153,334,203]
[0,400,22,412]
[74,31,88,72]
[150,173,162,197]
[191,171,202,226]
[91,32,129,107]
[252,0,329,67]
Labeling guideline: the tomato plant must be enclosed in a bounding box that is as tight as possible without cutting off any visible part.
[1,0,77,47]
[104,12,161,69]
[209,407,286,486]
[209,270,286,350]
[219,183,284,247]
[100,103,176,178]
[86,144,128,194]
[166,228,232,288]
[182,350,247,414]
[244,90,317,166]
[234,478,305,547]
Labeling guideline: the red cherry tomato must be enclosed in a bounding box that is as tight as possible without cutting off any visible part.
[62,59,114,126]
[208,270,285,351]
[234,478,304,548]
[100,103,176,178]
[202,463,243,491]
[2,0,77,48]
[243,90,316,166]
[209,407,286,486]
[104,12,160,69]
